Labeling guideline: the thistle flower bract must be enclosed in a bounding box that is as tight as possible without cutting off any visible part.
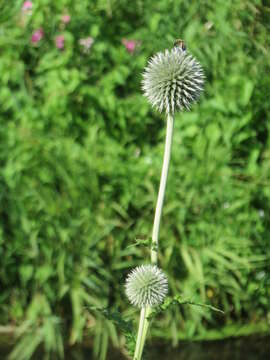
[142,47,204,114]
[125,265,168,308]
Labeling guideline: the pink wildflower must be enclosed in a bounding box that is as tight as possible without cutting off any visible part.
[61,14,71,24]
[79,37,94,53]
[31,28,44,44]
[22,1,33,12]
[122,39,139,54]
[55,35,65,49]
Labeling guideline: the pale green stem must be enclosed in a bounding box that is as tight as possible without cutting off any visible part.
[133,307,150,360]
[133,113,175,360]
[151,112,174,264]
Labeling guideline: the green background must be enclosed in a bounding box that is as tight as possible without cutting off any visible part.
[0,0,269,359]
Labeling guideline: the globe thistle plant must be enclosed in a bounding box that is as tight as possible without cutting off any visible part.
[142,46,204,114]
[125,265,168,308]
[128,42,204,360]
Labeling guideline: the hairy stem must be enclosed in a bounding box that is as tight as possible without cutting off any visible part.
[133,113,174,360]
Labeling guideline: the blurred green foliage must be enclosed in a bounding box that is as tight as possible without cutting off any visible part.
[0,0,269,359]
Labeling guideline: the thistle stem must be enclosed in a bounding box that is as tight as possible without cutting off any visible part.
[133,113,174,360]
[151,112,174,264]
[133,307,150,360]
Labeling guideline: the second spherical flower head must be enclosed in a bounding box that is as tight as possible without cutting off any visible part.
[125,265,168,308]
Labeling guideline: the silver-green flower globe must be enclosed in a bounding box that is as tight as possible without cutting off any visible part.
[125,265,168,308]
[142,47,204,114]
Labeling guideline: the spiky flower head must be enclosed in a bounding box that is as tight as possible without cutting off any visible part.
[142,46,204,114]
[125,265,168,308]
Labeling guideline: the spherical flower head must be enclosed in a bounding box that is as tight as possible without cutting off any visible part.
[125,265,168,308]
[142,47,204,114]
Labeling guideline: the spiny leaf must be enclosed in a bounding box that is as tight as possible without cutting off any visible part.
[148,295,224,320]
[86,306,136,357]
[127,236,152,248]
